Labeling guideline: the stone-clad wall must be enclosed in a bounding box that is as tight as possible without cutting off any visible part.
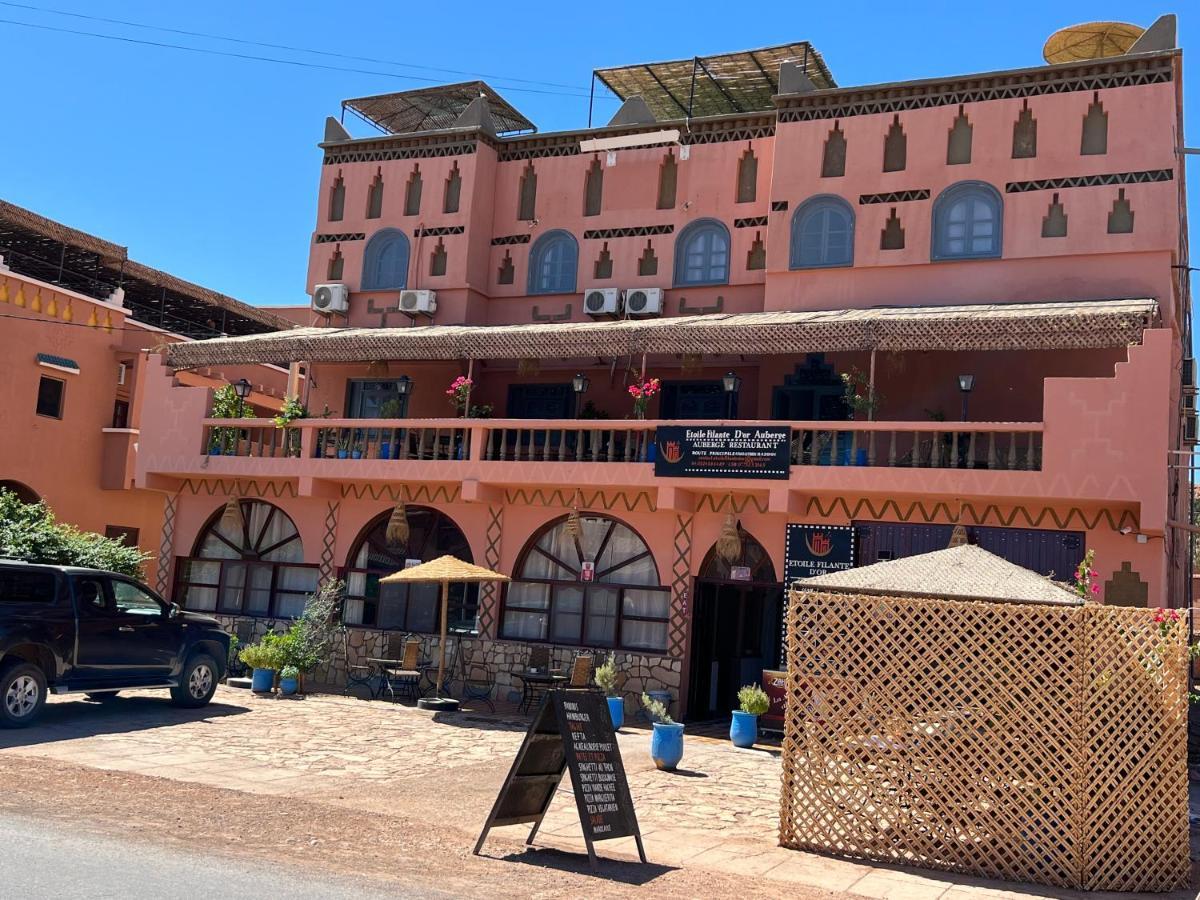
[219,615,681,715]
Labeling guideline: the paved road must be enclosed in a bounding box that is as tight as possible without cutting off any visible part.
[0,813,439,899]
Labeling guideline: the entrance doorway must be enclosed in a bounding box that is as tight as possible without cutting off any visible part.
[687,527,782,721]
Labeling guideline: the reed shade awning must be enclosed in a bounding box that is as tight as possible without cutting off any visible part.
[342,81,535,136]
[380,556,510,702]
[163,298,1159,368]
[795,544,1084,606]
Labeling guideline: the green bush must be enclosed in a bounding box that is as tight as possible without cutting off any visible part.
[0,489,149,578]
[737,684,770,716]
[280,665,299,680]
[239,643,284,671]
[593,657,619,697]
[640,692,673,725]
[265,580,344,674]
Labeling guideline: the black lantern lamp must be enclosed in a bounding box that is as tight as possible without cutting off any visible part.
[722,371,742,418]
[957,373,975,421]
[572,372,590,417]
[396,375,413,396]
[232,378,252,417]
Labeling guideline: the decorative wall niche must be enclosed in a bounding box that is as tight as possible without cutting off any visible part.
[657,150,677,210]
[366,168,384,219]
[821,122,846,178]
[328,170,345,222]
[1041,192,1068,238]
[443,161,462,214]
[404,165,423,216]
[1107,188,1134,233]
[429,237,447,276]
[882,115,906,172]
[1012,100,1037,159]
[1103,561,1147,607]
[637,240,658,276]
[736,147,757,203]
[518,161,537,221]
[746,231,766,270]
[1081,92,1108,156]
[583,157,603,217]
[947,106,972,165]
[880,208,905,250]
[593,242,613,279]
[327,245,344,280]
[497,250,514,285]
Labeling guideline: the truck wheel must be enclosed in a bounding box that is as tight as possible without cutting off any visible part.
[170,654,218,708]
[86,692,121,702]
[0,660,47,728]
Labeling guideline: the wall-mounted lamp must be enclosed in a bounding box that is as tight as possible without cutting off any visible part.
[957,374,975,421]
[722,371,742,418]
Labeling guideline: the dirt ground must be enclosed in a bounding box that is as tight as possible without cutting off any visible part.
[0,755,837,899]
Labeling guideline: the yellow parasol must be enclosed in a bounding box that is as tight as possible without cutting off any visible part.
[380,555,509,710]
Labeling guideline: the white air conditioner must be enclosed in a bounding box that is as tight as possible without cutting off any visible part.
[399,289,437,315]
[311,283,349,315]
[623,287,664,317]
[583,287,620,317]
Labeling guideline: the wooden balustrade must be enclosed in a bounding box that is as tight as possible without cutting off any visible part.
[790,426,1042,470]
[481,424,653,463]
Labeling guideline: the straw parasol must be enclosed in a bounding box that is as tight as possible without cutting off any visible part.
[380,555,509,711]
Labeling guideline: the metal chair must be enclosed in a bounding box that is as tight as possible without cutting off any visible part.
[381,638,422,701]
[458,644,496,712]
[227,620,256,678]
[340,627,374,697]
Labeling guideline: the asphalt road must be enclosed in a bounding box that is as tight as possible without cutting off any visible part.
[0,813,439,899]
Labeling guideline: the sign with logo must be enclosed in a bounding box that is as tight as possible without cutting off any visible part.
[730,565,751,582]
[761,669,787,731]
[654,426,791,480]
[579,561,595,583]
[474,691,646,869]
[784,524,856,585]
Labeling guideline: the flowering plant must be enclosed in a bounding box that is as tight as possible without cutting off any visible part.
[446,375,473,415]
[1071,549,1101,601]
[627,377,661,419]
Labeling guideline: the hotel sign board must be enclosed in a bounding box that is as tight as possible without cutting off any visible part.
[653,425,791,480]
[784,524,856,584]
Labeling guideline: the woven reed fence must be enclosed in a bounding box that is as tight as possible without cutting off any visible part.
[779,590,1190,892]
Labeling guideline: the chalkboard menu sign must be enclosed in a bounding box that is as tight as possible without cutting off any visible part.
[654,425,791,480]
[474,690,645,868]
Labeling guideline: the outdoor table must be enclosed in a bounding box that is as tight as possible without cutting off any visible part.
[515,669,567,714]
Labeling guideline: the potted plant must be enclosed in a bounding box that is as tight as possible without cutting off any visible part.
[627,377,661,420]
[594,657,623,730]
[731,683,769,748]
[239,643,282,693]
[350,439,364,460]
[272,395,307,458]
[642,692,684,771]
[279,665,300,697]
[336,435,350,459]
[379,399,403,459]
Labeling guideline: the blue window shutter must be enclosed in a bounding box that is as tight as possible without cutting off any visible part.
[362,229,410,290]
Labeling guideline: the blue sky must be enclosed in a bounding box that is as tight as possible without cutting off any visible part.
[0,1,1190,307]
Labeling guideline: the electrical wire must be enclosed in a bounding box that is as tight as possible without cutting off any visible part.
[0,14,612,101]
[0,0,596,93]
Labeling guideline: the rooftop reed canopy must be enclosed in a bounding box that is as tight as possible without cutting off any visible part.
[342,82,536,136]
[594,42,836,121]
[163,298,1158,369]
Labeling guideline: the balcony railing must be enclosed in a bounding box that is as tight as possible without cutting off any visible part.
[199,418,1043,471]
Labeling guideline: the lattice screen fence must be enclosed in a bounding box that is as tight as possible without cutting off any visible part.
[778,591,1189,892]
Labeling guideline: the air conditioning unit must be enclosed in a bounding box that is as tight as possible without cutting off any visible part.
[1185,412,1198,444]
[583,287,620,317]
[623,287,664,317]
[399,289,437,316]
[311,283,349,315]
[1184,357,1196,394]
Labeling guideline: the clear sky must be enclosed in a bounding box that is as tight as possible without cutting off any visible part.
[0,1,1190,307]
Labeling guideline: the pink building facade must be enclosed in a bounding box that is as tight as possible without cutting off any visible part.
[140,32,1193,719]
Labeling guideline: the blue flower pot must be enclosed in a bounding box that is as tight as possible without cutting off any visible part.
[351,450,362,459]
[279,676,298,696]
[730,710,758,748]
[607,695,624,731]
[650,722,684,771]
[251,668,275,693]
[337,449,348,459]
[379,442,390,459]
[208,447,222,456]
[646,442,657,462]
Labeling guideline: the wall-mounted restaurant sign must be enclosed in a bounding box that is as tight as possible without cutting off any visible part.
[653,425,791,480]
[784,523,856,584]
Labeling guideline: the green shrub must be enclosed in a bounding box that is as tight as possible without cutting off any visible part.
[0,489,149,578]
[239,643,284,671]
[594,657,619,697]
[640,692,673,725]
[737,684,770,716]
[265,580,344,674]
[280,665,300,680]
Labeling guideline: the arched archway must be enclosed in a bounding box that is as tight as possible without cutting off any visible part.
[689,522,783,720]
[501,513,668,652]
[343,506,476,633]
[0,481,40,505]
[174,500,317,618]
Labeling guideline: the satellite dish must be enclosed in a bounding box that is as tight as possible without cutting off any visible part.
[1043,21,1145,64]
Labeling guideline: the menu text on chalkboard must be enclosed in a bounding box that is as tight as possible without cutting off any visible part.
[474,690,645,869]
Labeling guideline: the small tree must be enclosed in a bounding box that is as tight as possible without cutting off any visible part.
[268,579,345,677]
[0,489,148,578]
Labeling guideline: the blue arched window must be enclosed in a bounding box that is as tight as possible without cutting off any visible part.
[361,228,411,290]
[673,219,730,287]
[527,230,578,295]
[790,195,855,269]
[932,182,1003,260]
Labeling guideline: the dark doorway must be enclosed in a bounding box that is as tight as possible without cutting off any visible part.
[771,354,848,421]
[661,380,732,420]
[687,527,781,721]
[507,383,573,419]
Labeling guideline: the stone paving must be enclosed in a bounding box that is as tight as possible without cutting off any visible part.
[0,687,1193,900]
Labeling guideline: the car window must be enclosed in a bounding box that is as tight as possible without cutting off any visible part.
[0,569,56,603]
[72,576,112,615]
[111,580,164,617]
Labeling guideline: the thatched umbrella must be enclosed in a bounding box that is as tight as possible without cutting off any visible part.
[380,555,509,711]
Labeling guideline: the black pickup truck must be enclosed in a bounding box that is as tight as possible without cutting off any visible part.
[0,560,230,727]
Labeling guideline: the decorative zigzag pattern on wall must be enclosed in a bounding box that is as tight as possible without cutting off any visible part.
[1005,169,1173,194]
[803,496,1139,532]
[734,216,769,228]
[179,479,297,499]
[770,200,790,211]
[490,234,532,246]
[339,483,461,503]
[414,225,466,237]
[696,494,770,514]
[859,189,931,205]
[323,142,477,165]
[667,514,693,660]
[314,233,365,243]
[583,225,674,239]
[155,493,178,595]
[478,505,504,639]
[502,488,656,512]
[319,502,339,582]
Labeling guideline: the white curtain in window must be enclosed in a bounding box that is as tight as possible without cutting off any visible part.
[275,565,319,618]
[596,524,657,585]
[552,586,584,643]
[344,569,368,624]
[620,589,669,651]
[584,587,618,645]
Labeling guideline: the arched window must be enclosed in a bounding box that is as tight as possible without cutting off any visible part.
[932,182,1003,260]
[0,480,39,505]
[174,500,317,618]
[790,196,855,269]
[673,218,730,287]
[361,228,411,291]
[527,230,578,295]
[501,514,668,651]
[343,507,477,633]
[698,526,777,583]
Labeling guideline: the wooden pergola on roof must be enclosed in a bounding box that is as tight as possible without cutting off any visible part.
[163,298,1158,369]
[0,200,293,339]
[593,42,836,121]
[342,82,536,136]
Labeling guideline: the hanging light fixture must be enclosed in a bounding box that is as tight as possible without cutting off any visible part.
[564,491,583,538]
[386,498,410,546]
[220,490,244,535]
[715,499,742,563]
